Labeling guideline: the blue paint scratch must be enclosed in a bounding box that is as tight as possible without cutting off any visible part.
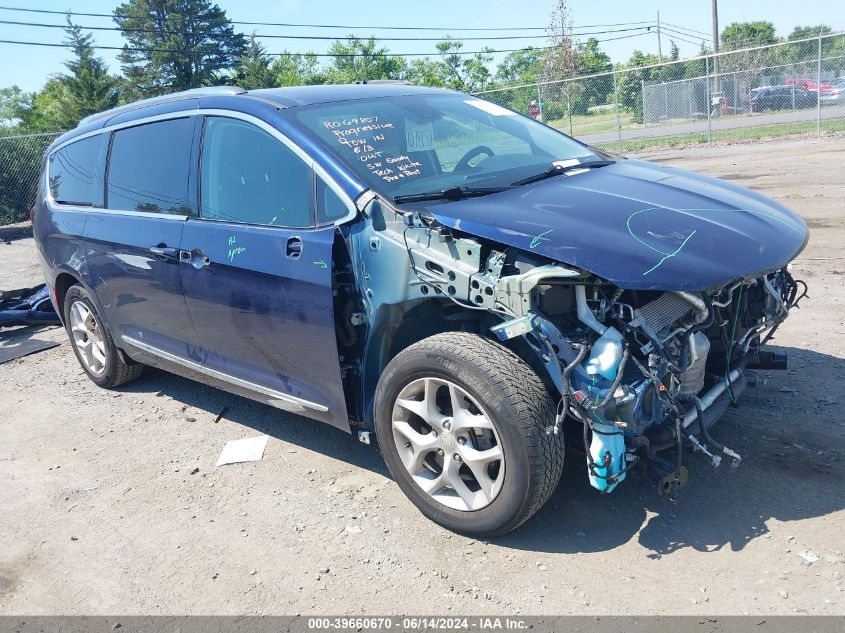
[313,259,328,269]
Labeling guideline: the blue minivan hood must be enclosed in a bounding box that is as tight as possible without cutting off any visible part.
[431,159,808,291]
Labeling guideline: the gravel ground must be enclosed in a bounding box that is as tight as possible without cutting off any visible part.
[0,138,843,615]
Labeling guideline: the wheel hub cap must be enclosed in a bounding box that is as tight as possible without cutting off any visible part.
[391,377,504,512]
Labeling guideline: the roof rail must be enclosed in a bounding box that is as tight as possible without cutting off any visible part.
[355,79,411,85]
[77,86,246,128]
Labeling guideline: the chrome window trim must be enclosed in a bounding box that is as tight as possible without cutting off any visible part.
[121,335,329,413]
[46,107,359,226]
[198,109,357,227]
[50,108,201,154]
[86,208,189,221]
[45,109,201,214]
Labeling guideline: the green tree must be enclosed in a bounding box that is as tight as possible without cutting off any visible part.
[669,40,680,61]
[435,40,493,93]
[788,24,833,40]
[575,37,612,111]
[0,86,31,127]
[235,34,275,89]
[52,19,121,129]
[326,36,406,83]
[406,58,447,87]
[495,48,542,85]
[777,24,840,66]
[113,0,245,97]
[577,37,611,75]
[24,79,69,132]
[681,41,710,79]
[489,49,542,113]
[617,50,661,123]
[271,52,326,86]
[720,21,777,50]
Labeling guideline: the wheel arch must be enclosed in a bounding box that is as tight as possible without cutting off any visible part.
[356,299,557,428]
[53,271,80,321]
[53,269,132,363]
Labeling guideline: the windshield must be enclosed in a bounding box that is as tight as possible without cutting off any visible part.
[290,94,597,199]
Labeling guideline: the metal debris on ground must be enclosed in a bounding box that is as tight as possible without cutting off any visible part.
[0,337,59,364]
[0,283,61,327]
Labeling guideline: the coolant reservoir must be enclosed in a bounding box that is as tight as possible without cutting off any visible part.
[588,422,626,493]
[584,327,624,381]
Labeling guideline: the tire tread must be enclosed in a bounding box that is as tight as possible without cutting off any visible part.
[376,331,564,535]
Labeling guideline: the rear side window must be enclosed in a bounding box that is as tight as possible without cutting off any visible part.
[106,118,195,215]
[200,117,313,227]
[49,136,102,207]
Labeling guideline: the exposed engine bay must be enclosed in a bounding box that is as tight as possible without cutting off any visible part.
[346,199,808,498]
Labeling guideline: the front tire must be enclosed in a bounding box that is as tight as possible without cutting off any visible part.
[63,284,144,388]
[374,332,563,536]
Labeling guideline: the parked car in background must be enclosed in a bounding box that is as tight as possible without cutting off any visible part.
[820,78,845,104]
[33,84,808,535]
[750,85,818,112]
[786,76,833,92]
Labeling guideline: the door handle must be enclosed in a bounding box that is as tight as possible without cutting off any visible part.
[286,237,303,259]
[180,249,210,269]
[149,245,180,261]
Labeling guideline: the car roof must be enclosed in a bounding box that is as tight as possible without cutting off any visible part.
[49,82,465,190]
[247,83,459,107]
[53,82,462,152]
[76,83,458,129]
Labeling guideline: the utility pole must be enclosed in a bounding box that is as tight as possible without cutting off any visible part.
[711,0,720,92]
[656,11,663,62]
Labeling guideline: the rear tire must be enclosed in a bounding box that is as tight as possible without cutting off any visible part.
[63,284,144,388]
[374,332,563,536]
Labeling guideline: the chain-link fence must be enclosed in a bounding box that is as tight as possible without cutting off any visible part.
[476,31,845,153]
[0,131,62,225]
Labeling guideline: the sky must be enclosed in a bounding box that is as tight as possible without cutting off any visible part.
[1,0,843,92]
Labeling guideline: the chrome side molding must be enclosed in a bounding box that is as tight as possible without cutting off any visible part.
[121,335,329,413]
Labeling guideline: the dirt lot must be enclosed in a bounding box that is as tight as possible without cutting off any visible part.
[1,138,844,616]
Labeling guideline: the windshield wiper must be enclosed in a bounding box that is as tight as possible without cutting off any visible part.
[393,185,509,205]
[510,159,616,187]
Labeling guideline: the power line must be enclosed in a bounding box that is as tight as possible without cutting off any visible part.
[659,27,709,47]
[661,24,783,50]
[661,22,711,38]
[0,18,657,41]
[0,5,657,32]
[0,30,656,58]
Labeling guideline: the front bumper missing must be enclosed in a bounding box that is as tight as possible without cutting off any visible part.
[646,368,748,450]
[682,368,746,431]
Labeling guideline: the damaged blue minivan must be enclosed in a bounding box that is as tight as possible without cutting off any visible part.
[34,83,808,535]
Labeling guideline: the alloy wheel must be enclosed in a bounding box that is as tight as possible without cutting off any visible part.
[68,299,106,376]
[390,377,504,511]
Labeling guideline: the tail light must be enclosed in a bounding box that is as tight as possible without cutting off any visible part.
[29,206,35,223]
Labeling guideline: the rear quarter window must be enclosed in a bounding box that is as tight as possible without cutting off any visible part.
[48,135,103,207]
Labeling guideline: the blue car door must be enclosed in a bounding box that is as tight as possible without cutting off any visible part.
[83,116,199,357]
[178,115,349,430]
